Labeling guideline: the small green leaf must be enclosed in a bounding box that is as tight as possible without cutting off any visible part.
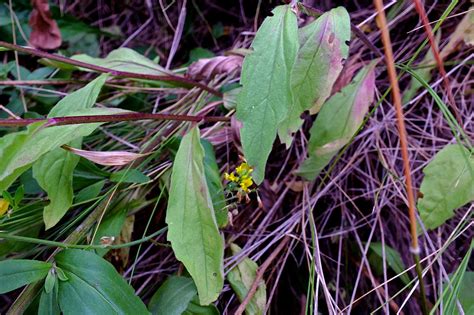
[55,267,68,281]
[368,243,410,285]
[75,179,106,203]
[278,7,351,146]
[72,48,171,76]
[0,259,52,294]
[55,249,149,315]
[418,144,474,230]
[44,268,56,294]
[227,244,266,315]
[297,62,377,180]
[236,5,298,184]
[166,127,224,305]
[110,169,150,183]
[202,140,228,228]
[14,185,24,206]
[33,75,108,229]
[39,278,60,315]
[149,276,197,315]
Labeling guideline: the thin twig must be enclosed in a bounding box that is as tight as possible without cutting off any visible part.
[373,1,429,314]
[0,40,223,97]
[0,112,230,127]
[234,236,290,315]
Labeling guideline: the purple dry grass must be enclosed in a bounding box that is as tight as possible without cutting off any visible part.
[1,1,472,314]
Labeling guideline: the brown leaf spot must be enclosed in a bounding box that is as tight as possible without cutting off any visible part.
[29,0,62,50]
[328,32,335,44]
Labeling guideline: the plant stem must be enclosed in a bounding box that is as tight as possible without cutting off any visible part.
[373,1,428,314]
[0,40,223,97]
[411,0,462,125]
[0,227,167,250]
[0,112,230,127]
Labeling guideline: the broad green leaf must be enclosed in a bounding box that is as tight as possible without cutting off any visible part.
[236,5,298,184]
[418,144,474,230]
[368,243,410,285]
[297,62,377,180]
[227,244,266,315]
[0,259,52,294]
[0,107,126,191]
[202,140,228,228]
[33,75,108,229]
[166,127,224,305]
[55,249,149,315]
[149,276,197,315]
[0,122,45,191]
[33,144,80,229]
[72,48,170,75]
[278,7,351,147]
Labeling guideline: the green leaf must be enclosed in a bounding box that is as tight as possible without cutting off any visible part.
[149,276,197,315]
[39,277,60,315]
[183,296,220,315]
[55,249,149,315]
[0,107,125,192]
[418,144,474,230]
[297,62,377,180]
[402,33,440,104]
[44,269,56,294]
[227,244,266,315]
[166,127,224,305]
[33,75,108,228]
[72,48,170,76]
[368,243,410,285]
[75,179,106,203]
[202,140,228,228]
[110,169,150,184]
[278,7,351,147]
[236,5,298,184]
[438,243,473,315]
[93,206,128,257]
[0,259,52,294]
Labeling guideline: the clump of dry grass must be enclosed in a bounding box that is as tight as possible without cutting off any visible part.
[1,1,472,314]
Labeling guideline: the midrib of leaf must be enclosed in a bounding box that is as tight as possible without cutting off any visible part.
[183,153,212,294]
[295,17,331,105]
[244,13,289,162]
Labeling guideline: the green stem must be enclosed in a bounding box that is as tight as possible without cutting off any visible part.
[0,227,167,250]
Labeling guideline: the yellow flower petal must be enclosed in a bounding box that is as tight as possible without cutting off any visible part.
[0,199,9,216]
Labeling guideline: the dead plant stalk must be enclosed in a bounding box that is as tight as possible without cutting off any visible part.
[373,0,428,314]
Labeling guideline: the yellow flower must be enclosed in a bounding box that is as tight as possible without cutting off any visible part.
[239,177,253,192]
[224,172,238,182]
[236,162,253,176]
[0,199,9,216]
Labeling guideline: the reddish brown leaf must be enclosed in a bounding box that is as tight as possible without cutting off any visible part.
[187,55,243,80]
[29,0,62,50]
